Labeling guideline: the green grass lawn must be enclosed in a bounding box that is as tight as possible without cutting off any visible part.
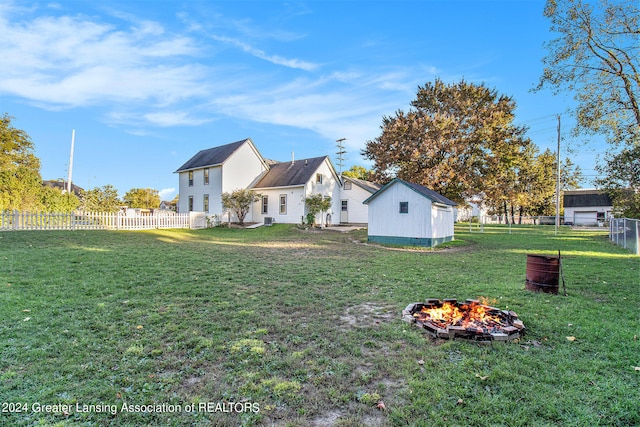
[1,224,638,426]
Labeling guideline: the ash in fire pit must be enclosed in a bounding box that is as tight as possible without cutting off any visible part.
[402,299,525,342]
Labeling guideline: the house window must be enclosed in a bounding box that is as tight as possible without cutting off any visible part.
[316,173,323,184]
[262,196,269,214]
[341,200,348,211]
[279,194,287,215]
[188,196,194,212]
[203,194,209,213]
[344,181,352,190]
[399,202,409,214]
[203,168,209,185]
[188,171,194,187]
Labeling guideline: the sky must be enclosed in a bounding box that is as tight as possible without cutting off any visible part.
[1,0,605,201]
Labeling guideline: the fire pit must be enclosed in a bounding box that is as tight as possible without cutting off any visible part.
[402,298,525,342]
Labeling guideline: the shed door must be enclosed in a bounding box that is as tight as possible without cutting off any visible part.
[340,200,348,223]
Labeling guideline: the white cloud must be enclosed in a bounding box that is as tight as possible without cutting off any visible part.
[143,111,213,127]
[158,188,176,199]
[0,6,205,109]
[211,35,318,71]
[0,2,433,150]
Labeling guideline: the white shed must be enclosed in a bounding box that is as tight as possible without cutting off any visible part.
[363,178,457,247]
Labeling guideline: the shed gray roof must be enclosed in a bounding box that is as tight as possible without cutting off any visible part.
[364,178,457,206]
[253,156,328,188]
[175,139,248,172]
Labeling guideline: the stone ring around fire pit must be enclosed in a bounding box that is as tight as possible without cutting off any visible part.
[402,299,525,342]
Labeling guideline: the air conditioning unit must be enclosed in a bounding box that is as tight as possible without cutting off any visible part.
[264,217,273,226]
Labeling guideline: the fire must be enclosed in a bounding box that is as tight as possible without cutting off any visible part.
[413,299,504,331]
[403,298,525,341]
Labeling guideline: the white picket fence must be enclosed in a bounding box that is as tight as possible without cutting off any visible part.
[0,210,207,231]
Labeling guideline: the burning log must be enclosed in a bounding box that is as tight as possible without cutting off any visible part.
[402,299,525,342]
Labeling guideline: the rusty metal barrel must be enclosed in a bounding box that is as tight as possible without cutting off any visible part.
[525,254,560,294]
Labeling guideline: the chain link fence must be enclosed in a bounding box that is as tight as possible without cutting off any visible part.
[609,218,640,255]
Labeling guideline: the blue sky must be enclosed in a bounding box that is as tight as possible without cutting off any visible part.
[1,0,603,200]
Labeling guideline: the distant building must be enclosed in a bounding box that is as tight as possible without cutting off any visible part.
[159,200,177,211]
[42,180,84,197]
[563,189,613,226]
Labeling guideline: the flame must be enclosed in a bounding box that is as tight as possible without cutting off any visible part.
[413,299,505,330]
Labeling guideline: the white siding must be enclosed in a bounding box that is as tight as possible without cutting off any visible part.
[432,205,454,238]
[367,180,455,246]
[221,142,268,223]
[222,142,268,193]
[368,182,433,238]
[339,183,373,224]
[253,187,306,225]
[177,140,266,219]
[178,166,222,214]
[303,159,341,225]
[252,159,341,225]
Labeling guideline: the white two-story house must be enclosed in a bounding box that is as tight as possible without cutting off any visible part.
[175,138,269,218]
[176,138,371,225]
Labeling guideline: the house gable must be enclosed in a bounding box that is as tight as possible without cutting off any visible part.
[175,138,268,172]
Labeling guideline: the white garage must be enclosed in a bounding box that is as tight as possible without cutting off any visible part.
[563,189,613,226]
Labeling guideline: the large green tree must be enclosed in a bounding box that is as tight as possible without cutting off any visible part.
[465,139,583,223]
[0,114,42,211]
[80,185,121,212]
[123,188,160,209]
[537,0,639,147]
[537,0,639,216]
[40,185,80,212]
[341,165,375,181]
[362,79,531,204]
[596,145,640,218]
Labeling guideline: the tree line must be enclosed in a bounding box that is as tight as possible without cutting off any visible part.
[1,114,165,212]
[359,79,582,221]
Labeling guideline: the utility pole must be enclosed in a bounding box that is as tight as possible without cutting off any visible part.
[336,138,347,176]
[555,115,561,235]
[67,129,75,194]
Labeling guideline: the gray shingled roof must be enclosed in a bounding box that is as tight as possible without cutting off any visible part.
[42,180,84,196]
[364,178,457,206]
[175,139,248,172]
[253,156,328,188]
[563,190,612,208]
[343,176,382,194]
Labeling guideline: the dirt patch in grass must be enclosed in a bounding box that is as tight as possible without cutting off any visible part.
[339,302,397,329]
[311,410,387,427]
